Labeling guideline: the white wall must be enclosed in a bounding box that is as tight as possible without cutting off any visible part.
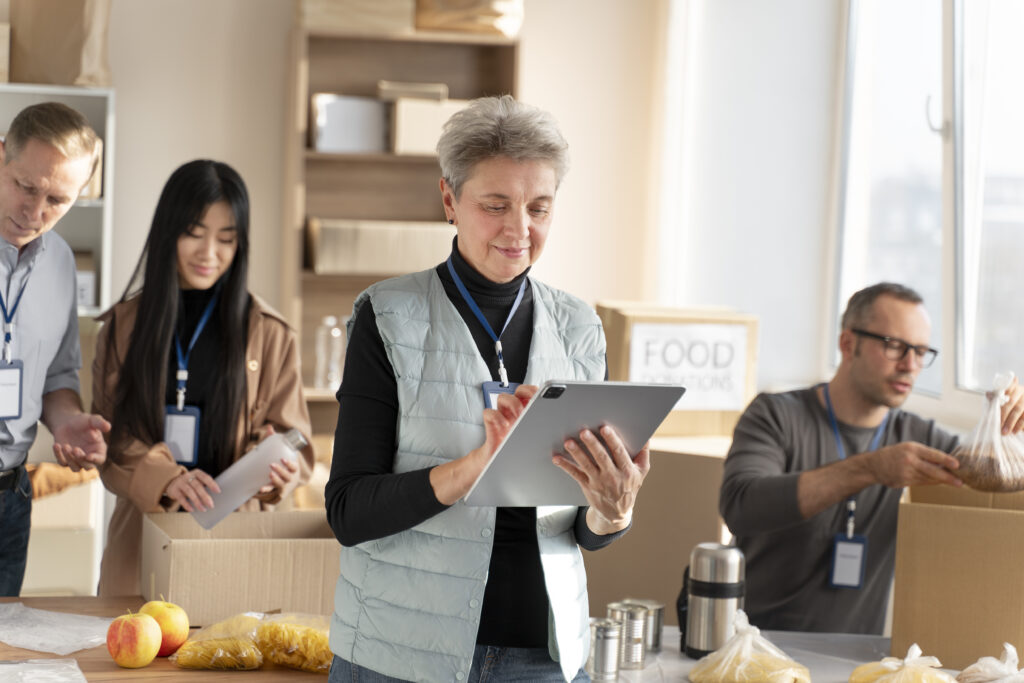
[666,0,843,390]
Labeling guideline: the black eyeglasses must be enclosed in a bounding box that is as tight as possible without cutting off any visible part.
[850,329,939,368]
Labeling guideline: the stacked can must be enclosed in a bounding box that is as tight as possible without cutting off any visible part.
[585,618,622,681]
[606,601,648,670]
[627,599,665,653]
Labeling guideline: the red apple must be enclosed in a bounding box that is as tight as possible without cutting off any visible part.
[106,611,161,668]
[139,598,190,656]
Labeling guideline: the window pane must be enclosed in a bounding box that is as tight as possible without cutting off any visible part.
[836,0,943,394]
[959,0,1024,390]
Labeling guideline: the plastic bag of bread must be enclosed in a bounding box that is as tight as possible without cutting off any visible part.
[170,612,264,670]
[957,643,1024,683]
[850,644,956,683]
[688,610,810,683]
[952,372,1024,492]
[255,612,331,674]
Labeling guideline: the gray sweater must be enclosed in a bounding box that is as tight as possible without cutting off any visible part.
[719,387,958,634]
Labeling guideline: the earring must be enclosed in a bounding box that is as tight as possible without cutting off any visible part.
[448,219,454,225]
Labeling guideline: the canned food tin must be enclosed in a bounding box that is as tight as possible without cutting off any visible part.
[607,601,647,670]
[586,618,621,681]
[627,598,665,653]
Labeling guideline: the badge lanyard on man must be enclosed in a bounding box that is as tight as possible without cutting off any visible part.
[0,280,29,420]
[823,383,889,589]
[446,256,526,410]
[164,292,219,466]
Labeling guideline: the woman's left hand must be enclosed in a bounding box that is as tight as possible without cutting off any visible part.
[554,425,651,534]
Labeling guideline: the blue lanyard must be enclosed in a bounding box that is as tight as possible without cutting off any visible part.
[446,255,526,387]
[0,280,29,363]
[823,383,889,537]
[172,291,220,410]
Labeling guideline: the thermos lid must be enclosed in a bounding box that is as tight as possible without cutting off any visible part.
[689,542,745,583]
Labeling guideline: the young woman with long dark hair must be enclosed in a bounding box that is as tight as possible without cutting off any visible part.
[92,159,313,596]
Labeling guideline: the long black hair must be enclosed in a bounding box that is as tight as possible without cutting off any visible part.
[110,159,251,474]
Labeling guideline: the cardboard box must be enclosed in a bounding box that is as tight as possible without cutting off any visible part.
[305,217,453,275]
[310,93,388,154]
[596,301,758,436]
[301,0,415,35]
[892,487,1024,669]
[140,510,339,626]
[392,97,470,156]
[73,251,96,309]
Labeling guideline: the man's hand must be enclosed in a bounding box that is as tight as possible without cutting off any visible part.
[1000,375,1024,435]
[52,413,111,472]
[861,442,962,488]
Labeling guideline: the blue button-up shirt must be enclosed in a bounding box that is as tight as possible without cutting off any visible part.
[0,231,81,469]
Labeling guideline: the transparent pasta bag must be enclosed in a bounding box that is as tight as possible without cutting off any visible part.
[254,612,332,674]
[850,644,957,683]
[688,610,810,683]
[952,372,1024,492]
[957,643,1024,683]
[170,612,264,670]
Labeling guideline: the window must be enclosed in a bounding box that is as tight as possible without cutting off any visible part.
[834,0,1024,423]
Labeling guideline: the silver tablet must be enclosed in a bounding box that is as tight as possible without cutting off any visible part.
[463,380,686,507]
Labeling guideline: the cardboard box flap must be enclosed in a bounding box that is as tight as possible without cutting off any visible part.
[909,484,1024,511]
[145,510,335,540]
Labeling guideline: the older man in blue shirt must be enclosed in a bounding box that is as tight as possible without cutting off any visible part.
[0,102,112,596]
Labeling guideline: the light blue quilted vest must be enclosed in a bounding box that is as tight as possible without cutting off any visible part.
[329,268,606,683]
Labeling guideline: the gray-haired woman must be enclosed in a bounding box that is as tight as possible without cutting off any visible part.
[325,95,650,683]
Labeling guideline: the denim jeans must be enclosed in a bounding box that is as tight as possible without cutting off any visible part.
[328,645,590,682]
[0,466,32,597]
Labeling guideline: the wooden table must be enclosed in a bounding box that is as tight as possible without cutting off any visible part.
[0,596,323,680]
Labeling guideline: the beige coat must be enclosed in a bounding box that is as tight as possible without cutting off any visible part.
[93,294,314,596]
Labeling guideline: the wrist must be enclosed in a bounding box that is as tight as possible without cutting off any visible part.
[588,507,633,535]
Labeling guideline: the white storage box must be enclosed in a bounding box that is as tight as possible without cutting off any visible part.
[392,97,470,155]
[306,217,454,275]
[311,93,388,154]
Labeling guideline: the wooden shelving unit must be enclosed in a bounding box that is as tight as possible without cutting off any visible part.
[281,23,519,445]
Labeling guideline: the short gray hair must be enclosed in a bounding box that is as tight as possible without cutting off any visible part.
[840,282,924,330]
[437,95,569,197]
[4,102,100,179]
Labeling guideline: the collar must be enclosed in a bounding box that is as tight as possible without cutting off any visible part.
[446,236,531,299]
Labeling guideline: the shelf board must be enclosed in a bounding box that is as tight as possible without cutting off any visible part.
[305,150,438,164]
[74,198,104,208]
[304,387,339,403]
[305,27,517,47]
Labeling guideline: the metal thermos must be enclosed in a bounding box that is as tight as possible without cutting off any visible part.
[682,542,745,659]
[586,618,621,681]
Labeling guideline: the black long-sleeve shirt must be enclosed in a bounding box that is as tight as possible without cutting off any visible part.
[325,241,626,647]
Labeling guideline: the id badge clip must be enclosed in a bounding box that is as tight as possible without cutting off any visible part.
[164,405,201,466]
[0,359,24,420]
[482,380,520,410]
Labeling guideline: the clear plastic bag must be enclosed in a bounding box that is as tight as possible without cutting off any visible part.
[0,659,87,682]
[850,644,956,683]
[688,610,810,683]
[254,612,331,674]
[952,372,1024,492]
[957,643,1024,683]
[170,612,264,670]
[0,602,110,655]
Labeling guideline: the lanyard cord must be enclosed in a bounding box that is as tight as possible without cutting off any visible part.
[172,290,220,410]
[446,255,526,387]
[0,279,29,364]
[822,383,890,538]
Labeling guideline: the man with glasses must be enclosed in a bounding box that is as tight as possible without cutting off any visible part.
[718,282,1024,635]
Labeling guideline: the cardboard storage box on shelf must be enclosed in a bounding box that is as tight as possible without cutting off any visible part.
[140,510,339,626]
[310,93,388,154]
[301,0,414,35]
[392,97,470,155]
[306,217,453,275]
[596,301,758,436]
[73,251,96,308]
[891,486,1024,669]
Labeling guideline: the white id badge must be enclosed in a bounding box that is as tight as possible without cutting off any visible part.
[830,533,867,589]
[482,381,520,410]
[0,359,24,420]
[164,405,201,466]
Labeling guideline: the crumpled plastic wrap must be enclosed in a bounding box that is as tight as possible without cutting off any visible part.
[171,612,264,670]
[255,612,331,673]
[0,659,87,683]
[689,610,810,683]
[957,643,1024,683]
[0,603,110,655]
[850,644,957,683]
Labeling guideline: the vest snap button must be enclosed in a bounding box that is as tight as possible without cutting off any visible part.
[469,599,479,608]
[481,528,492,537]
[456,673,465,681]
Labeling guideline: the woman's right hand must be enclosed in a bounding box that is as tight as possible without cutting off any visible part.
[429,384,538,506]
[163,469,221,512]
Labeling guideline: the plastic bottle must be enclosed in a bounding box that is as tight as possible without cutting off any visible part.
[190,429,308,530]
[314,315,344,391]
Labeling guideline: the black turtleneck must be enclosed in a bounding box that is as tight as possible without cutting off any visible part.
[325,240,621,649]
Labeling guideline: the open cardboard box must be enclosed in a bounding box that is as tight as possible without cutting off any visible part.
[140,510,339,626]
[892,486,1024,669]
